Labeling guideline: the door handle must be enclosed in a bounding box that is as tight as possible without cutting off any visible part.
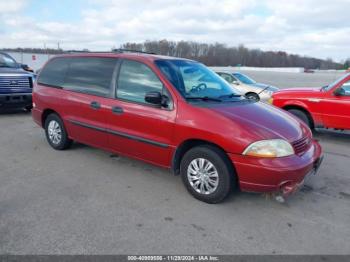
[112,106,124,114]
[90,101,101,109]
[308,98,321,103]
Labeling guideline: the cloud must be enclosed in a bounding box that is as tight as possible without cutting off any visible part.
[0,0,349,61]
[0,0,29,33]
[0,0,27,14]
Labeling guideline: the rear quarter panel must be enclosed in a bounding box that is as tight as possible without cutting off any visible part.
[32,84,66,127]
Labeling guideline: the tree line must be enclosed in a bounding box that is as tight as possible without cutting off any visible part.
[1,47,64,54]
[121,40,345,70]
[2,41,348,69]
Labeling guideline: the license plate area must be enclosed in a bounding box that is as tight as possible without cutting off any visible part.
[300,155,324,187]
[5,95,28,103]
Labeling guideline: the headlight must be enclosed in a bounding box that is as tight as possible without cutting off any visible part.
[243,139,294,158]
[267,97,273,104]
[263,90,274,96]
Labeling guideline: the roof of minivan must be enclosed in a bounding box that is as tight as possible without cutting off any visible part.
[57,52,195,62]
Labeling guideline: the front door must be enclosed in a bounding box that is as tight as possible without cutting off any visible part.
[106,59,176,167]
[322,79,350,129]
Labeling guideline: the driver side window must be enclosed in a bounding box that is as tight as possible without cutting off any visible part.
[117,60,163,104]
[341,81,350,96]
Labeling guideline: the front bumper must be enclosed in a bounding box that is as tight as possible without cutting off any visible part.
[258,91,273,102]
[0,93,32,109]
[277,155,323,197]
[229,139,323,195]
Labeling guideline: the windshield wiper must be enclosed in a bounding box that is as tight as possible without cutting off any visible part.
[186,96,222,102]
[219,93,242,99]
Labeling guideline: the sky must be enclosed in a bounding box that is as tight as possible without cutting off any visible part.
[0,0,349,62]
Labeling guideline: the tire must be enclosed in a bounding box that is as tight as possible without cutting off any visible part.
[44,113,72,150]
[245,93,260,101]
[287,109,312,128]
[24,105,32,112]
[180,145,235,204]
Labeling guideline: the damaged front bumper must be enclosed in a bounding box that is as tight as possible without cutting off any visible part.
[275,155,324,202]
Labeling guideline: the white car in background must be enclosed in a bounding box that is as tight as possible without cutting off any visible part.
[216,71,279,101]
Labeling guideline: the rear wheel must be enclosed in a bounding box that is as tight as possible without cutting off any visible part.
[44,113,72,150]
[180,145,235,204]
[287,109,312,128]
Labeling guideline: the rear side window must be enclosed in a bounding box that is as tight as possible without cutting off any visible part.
[63,57,117,97]
[117,60,163,104]
[38,58,69,87]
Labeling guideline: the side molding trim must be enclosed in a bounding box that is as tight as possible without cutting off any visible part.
[68,119,169,148]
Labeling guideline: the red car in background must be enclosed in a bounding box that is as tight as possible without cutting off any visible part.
[271,73,350,130]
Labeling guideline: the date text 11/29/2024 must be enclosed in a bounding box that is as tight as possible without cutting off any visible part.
[127,255,219,261]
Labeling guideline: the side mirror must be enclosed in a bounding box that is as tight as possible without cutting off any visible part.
[232,80,239,85]
[20,64,34,72]
[145,91,170,108]
[145,91,162,105]
[334,87,346,96]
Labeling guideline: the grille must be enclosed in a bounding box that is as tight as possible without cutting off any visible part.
[292,136,311,155]
[0,76,31,89]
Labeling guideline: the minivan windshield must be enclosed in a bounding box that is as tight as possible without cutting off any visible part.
[233,73,256,85]
[155,59,243,101]
[0,53,19,68]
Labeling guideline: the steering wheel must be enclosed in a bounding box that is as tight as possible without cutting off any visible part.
[190,83,207,93]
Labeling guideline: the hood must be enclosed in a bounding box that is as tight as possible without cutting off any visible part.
[210,102,310,142]
[250,83,279,92]
[0,67,33,76]
[276,87,321,93]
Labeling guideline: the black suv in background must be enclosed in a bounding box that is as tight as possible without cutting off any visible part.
[0,52,35,111]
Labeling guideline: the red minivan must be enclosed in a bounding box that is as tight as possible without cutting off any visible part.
[32,51,323,203]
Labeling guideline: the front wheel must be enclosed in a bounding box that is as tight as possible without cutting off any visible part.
[287,109,313,129]
[44,113,72,150]
[180,145,235,204]
[245,93,260,101]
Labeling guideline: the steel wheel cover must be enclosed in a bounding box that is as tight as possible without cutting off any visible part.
[187,158,219,195]
[48,120,62,145]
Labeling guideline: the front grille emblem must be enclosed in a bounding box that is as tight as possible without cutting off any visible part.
[10,80,18,86]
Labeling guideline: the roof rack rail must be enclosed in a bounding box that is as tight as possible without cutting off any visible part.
[64,49,157,55]
[112,49,157,55]
[65,50,112,54]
